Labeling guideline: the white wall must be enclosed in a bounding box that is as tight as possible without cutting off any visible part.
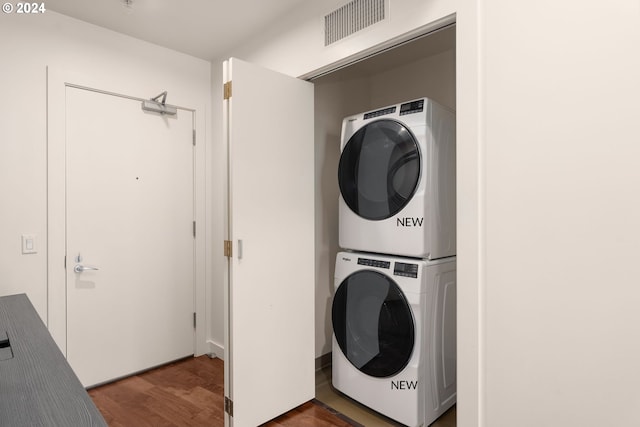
[476,1,640,425]
[210,66,226,357]
[456,3,481,425]
[369,50,455,110]
[225,0,455,78]
[0,12,213,354]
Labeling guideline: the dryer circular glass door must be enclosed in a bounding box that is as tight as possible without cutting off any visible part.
[332,270,414,378]
[338,119,421,221]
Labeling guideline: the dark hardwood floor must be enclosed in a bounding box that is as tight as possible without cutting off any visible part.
[88,356,357,427]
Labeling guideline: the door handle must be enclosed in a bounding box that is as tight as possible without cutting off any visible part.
[74,264,99,273]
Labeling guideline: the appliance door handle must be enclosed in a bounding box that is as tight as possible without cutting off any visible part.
[238,239,243,260]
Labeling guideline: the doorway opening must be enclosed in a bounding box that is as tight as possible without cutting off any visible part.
[311,23,457,426]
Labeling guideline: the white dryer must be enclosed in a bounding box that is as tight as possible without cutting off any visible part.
[332,251,456,427]
[338,98,456,259]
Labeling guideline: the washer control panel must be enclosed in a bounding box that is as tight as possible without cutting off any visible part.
[357,258,391,269]
[393,262,419,278]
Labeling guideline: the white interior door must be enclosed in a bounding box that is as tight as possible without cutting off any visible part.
[65,86,195,387]
[223,58,315,426]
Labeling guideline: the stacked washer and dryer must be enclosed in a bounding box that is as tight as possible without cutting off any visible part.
[331,98,457,426]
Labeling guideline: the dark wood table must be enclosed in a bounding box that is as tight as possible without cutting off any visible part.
[0,293,107,426]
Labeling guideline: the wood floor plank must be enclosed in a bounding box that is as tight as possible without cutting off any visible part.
[90,391,168,427]
[143,386,205,425]
[262,401,355,427]
[175,385,224,410]
[89,356,357,427]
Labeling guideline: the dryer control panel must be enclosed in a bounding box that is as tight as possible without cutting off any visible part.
[399,99,425,116]
[394,262,419,278]
[357,258,390,269]
[363,106,396,120]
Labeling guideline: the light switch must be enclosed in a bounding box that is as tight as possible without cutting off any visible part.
[21,234,37,254]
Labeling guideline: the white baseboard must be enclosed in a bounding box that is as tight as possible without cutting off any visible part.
[206,339,224,360]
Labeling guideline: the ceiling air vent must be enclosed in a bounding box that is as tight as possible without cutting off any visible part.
[324,0,386,46]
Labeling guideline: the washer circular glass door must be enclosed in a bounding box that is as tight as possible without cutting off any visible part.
[332,270,414,378]
[338,119,421,221]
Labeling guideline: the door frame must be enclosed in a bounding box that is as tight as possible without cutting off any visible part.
[47,67,208,357]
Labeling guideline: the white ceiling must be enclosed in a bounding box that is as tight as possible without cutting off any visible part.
[46,0,309,61]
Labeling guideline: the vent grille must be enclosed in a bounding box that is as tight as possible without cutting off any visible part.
[324,0,386,46]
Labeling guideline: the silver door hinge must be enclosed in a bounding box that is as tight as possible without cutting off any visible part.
[192,129,196,146]
[193,312,196,329]
[224,240,232,258]
[224,396,234,417]
[193,221,196,238]
[223,81,232,100]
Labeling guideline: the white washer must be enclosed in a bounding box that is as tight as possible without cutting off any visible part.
[338,98,456,259]
[332,251,456,426]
